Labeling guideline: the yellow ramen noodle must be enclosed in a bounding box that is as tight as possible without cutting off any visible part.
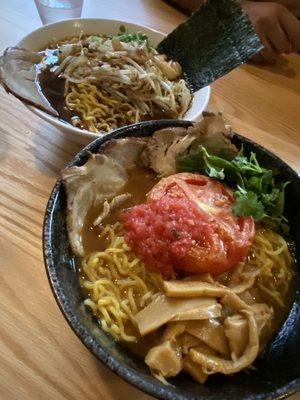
[66,82,140,133]
[254,228,294,307]
[83,225,293,343]
[82,223,163,342]
[225,228,294,307]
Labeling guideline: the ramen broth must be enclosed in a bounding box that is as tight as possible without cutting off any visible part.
[39,66,179,129]
[78,164,296,357]
[221,253,295,348]
[82,165,157,255]
[38,67,75,125]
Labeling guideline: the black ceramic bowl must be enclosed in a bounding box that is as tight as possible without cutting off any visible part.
[43,120,300,400]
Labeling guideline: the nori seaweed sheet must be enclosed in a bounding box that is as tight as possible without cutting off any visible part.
[157,0,263,92]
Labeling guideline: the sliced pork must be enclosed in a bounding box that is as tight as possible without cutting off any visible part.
[0,47,58,115]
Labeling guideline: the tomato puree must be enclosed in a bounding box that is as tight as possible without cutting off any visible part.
[122,196,210,276]
[122,173,254,276]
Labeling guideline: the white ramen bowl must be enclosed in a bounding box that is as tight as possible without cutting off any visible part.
[17,18,211,142]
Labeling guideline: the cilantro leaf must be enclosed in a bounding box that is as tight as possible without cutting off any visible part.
[178,145,233,180]
[176,143,289,232]
[232,191,265,221]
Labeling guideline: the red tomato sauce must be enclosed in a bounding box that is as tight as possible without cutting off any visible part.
[122,196,210,276]
[122,173,255,277]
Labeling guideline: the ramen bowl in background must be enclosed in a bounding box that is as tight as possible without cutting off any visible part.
[17,18,210,143]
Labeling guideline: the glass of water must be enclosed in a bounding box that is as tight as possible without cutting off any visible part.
[34,0,83,25]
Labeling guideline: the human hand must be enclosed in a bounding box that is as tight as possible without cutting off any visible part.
[260,0,300,17]
[241,1,300,62]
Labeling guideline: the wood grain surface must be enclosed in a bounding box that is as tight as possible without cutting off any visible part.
[0,1,299,399]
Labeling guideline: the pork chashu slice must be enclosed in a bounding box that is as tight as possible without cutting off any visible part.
[62,154,127,256]
[62,137,148,256]
[140,112,237,177]
[0,47,58,116]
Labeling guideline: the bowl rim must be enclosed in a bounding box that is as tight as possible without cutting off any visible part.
[17,17,167,47]
[43,119,300,400]
[16,17,211,140]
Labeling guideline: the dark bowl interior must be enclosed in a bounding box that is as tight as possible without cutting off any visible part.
[43,120,300,400]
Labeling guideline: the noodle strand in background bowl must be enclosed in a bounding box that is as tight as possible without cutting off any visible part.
[40,29,193,134]
[66,82,139,133]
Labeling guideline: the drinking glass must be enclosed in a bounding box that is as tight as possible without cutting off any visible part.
[34,0,83,25]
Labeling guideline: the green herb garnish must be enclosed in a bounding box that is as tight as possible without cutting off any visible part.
[177,145,289,231]
[116,25,150,47]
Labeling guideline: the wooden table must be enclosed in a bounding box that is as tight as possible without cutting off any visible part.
[0,1,299,399]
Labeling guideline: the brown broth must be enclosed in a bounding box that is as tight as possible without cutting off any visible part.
[39,66,179,130]
[78,164,161,357]
[38,67,76,125]
[78,163,296,359]
[219,244,296,348]
[82,165,157,255]
[37,42,190,132]
[123,327,163,358]
[259,266,296,347]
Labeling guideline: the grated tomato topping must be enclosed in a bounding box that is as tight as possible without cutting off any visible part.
[121,196,211,276]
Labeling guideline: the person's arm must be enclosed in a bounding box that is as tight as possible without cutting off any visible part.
[170,0,300,62]
[241,0,300,60]
[256,0,300,17]
[169,0,300,17]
